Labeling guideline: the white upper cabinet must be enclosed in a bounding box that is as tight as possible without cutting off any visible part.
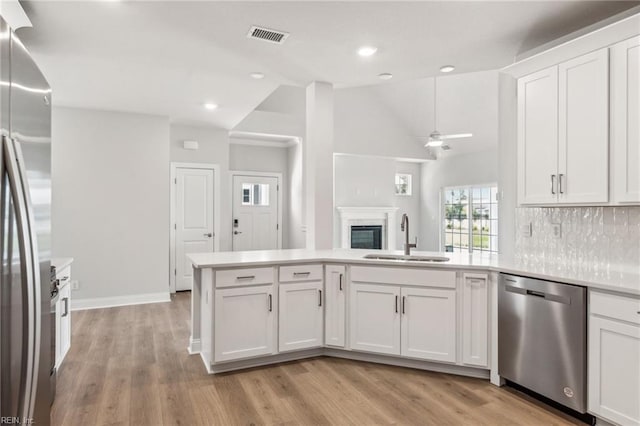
[517,66,559,205]
[324,265,346,348]
[611,36,640,204]
[279,280,324,352]
[558,48,609,204]
[400,287,456,363]
[517,48,610,205]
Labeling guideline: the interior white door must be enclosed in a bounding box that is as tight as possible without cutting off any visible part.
[558,48,609,204]
[175,167,214,291]
[400,287,456,362]
[232,175,278,251]
[349,283,401,356]
[517,66,559,205]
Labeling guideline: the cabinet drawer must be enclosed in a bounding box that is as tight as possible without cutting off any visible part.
[279,264,323,283]
[216,267,274,288]
[591,291,640,325]
[350,266,456,289]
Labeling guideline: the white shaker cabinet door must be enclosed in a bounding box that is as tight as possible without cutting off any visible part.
[350,283,400,356]
[558,48,610,204]
[611,36,640,204]
[324,265,346,348]
[400,287,456,363]
[214,285,275,362]
[517,66,559,205]
[461,274,488,367]
[279,281,324,352]
[588,316,640,426]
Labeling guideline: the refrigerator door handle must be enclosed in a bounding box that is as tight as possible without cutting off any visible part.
[3,135,40,420]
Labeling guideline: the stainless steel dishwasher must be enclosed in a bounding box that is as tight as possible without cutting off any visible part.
[499,273,587,413]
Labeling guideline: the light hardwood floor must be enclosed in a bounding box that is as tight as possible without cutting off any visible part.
[52,292,583,426]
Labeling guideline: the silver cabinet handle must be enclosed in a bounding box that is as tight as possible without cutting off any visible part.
[558,174,564,194]
[339,273,343,291]
[204,233,212,238]
[293,272,310,277]
[395,295,398,313]
[402,296,406,314]
[236,275,255,280]
[268,294,272,312]
[318,289,322,306]
[551,174,556,195]
[62,297,69,317]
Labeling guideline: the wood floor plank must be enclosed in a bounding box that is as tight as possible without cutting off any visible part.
[52,292,582,426]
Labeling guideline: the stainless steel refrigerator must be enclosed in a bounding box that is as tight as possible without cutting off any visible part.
[0,16,53,425]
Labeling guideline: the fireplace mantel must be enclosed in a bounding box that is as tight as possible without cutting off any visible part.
[337,207,399,250]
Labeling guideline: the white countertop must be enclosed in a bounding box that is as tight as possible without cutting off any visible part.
[187,249,640,296]
[52,257,74,272]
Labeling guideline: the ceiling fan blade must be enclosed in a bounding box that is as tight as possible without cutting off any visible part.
[440,133,473,140]
[441,145,451,151]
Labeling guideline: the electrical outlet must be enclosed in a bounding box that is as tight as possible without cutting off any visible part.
[520,222,532,237]
[551,223,562,239]
[71,280,79,291]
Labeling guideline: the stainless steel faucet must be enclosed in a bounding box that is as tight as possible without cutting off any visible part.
[400,214,417,256]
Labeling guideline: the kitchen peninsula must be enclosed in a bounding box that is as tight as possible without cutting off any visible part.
[187,249,640,409]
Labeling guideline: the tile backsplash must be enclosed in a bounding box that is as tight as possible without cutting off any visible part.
[515,207,640,273]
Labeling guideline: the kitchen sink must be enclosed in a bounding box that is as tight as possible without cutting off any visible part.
[363,254,450,262]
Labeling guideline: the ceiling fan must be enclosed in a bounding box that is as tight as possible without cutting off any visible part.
[421,77,473,151]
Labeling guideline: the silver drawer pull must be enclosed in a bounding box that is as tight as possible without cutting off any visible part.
[293,272,311,276]
[236,275,255,280]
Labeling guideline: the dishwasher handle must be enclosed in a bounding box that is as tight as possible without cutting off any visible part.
[504,284,571,305]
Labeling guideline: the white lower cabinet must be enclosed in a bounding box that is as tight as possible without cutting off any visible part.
[350,283,401,355]
[350,282,457,362]
[214,284,275,362]
[589,291,640,426]
[461,273,488,367]
[279,281,324,352]
[56,282,71,368]
[324,265,346,348]
[400,287,456,362]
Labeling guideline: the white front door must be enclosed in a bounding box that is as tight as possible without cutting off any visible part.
[232,175,279,251]
[175,167,214,291]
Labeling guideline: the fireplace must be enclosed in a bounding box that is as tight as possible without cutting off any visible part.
[337,207,398,250]
[350,225,383,250]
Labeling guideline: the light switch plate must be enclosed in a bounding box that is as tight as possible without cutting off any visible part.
[551,223,562,239]
[71,280,79,291]
[520,222,532,237]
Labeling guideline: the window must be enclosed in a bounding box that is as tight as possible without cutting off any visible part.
[241,183,270,206]
[443,185,498,254]
[395,173,412,196]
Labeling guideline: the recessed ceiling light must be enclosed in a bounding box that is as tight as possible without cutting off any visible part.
[358,46,377,57]
[378,73,393,80]
[250,72,265,79]
[204,103,218,110]
[440,65,455,73]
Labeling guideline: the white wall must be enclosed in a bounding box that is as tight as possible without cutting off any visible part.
[229,143,291,248]
[333,86,426,159]
[333,155,422,249]
[169,124,232,250]
[52,107,170,302]
[420,149,499,251]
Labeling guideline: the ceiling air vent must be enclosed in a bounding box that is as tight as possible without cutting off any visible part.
[247,25,289,44]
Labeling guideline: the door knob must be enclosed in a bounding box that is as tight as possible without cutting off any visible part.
[234,231,242,235]
[204,233,212,237]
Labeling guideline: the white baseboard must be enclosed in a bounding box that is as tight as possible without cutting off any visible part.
[188,338,201,354]
[71,292,171,311]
